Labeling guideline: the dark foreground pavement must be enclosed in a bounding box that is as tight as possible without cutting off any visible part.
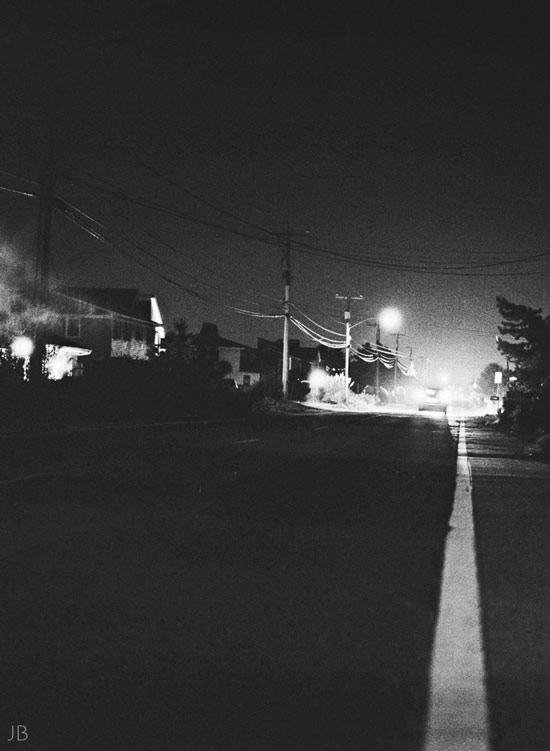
[462,419,550,751]
[0,413,456,751]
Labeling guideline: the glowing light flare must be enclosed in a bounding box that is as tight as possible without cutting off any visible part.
[308,367,329,391]
[378,307,403,333]
[46,351,72,380]
[11,336,34,359]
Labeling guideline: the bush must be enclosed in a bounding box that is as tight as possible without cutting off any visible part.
[500,386,550,435]
[537,433,550,460]
[251,373,282,400]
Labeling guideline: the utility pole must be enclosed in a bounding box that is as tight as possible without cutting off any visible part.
[270,229,310,399]
[29,118,56,385]
[33,122,56,302]
[336,294,363,403]
[375,321,381,402]
[394,331,400,391]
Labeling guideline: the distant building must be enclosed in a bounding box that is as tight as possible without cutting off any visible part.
[51,287,165,364]
[194,323,261,388]
[257,337,344,380]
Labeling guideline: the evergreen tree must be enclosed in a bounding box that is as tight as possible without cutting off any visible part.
[477,362,504,396]
[159,320,197,363]
[496,296,550,388]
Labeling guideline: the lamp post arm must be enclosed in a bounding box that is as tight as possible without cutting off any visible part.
[349,317,379,330]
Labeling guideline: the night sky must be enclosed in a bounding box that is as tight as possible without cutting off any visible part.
[2,6,550,385]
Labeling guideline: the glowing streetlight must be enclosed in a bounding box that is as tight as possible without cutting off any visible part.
[376,307,403,398]
[378,307,403,334]
[11,336,35,359]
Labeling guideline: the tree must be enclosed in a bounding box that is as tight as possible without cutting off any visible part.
[496,296,550,389]
[477,362,504,397]
[159,320,197,363]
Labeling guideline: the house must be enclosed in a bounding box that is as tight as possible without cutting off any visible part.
[257,337,344,380]
[51,287,165,365]
[194,323,261,389]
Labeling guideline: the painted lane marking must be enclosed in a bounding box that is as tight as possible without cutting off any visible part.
[313,425,329,431]
[423,420,489,751]
[231,439,261,445]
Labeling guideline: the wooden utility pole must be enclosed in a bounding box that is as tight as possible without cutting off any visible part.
[270,229,310,399]
[34,122,56,301]
[29,118,56,384]
[375,321,381,401]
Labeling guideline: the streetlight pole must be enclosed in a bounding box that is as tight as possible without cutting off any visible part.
[377,307,403,403]
[336,294,363,403]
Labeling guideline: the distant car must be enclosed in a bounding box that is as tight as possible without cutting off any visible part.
[415,386,449,414]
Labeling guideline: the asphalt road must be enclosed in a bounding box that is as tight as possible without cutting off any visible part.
[466,421,550,751]
[1,412,458,750]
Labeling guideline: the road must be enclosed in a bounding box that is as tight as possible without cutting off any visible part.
[0,410,549,750]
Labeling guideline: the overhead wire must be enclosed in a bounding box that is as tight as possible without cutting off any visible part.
[52,193,288,319]
[289,303,345,336]
[59,175,550,277]
[51,196,209,300]
[70,115,274,235]
[290,316,347,348]
[290,236,550,277]
[67,177,283,307]
[0,184,36,198]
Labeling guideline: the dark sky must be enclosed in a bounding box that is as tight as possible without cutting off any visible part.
[2,6,550,385]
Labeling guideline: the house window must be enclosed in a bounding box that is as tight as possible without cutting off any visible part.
[243,374,251,387]
[65,317,81,338]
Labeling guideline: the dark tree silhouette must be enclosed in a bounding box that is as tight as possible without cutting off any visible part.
[496,296,550,389]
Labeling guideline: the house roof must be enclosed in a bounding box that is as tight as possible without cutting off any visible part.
[47,333,88,348]
[0,333,88,351]
[196,322,252,350]
[257,337,321,362]
[56,287,158,326]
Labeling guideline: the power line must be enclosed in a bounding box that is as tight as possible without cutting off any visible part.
[0,185,36,198]
[72,178,282,305]
[66,175,271,242]
[69,117,274,236]
[60,178,550,277]
[291,237,550,277]
[53,193,288,319]
[51,197,209,300]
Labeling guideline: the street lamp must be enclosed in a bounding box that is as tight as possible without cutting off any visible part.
[377,307,403,398]
[11,336,35,359]
[378,307,403,335]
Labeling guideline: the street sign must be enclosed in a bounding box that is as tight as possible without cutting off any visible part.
[494,371,503,384]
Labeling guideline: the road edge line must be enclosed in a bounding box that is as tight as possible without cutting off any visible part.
[422,419,490,750]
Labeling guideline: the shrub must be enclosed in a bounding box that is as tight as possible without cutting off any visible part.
[537,433,550,460]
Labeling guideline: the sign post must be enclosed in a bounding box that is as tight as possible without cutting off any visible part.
[494,370,502,397]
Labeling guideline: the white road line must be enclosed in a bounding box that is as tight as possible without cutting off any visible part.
[313,425,329,431]
[423,419,490,751]
[231,438,261,445]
